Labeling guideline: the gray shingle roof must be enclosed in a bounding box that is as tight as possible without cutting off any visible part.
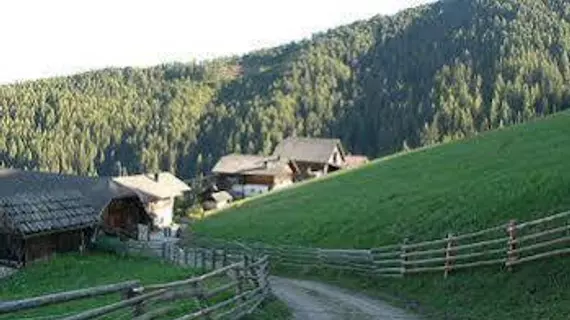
[272,137,345,165]
[0,169,135,215]
[211,154,295,176]
[0,190,98,236]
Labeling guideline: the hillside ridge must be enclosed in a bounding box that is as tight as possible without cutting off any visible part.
[1,0,570,178]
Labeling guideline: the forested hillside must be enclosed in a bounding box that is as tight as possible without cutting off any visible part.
[1,0,570,177]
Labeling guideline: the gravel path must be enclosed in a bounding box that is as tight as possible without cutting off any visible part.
[270,276,421,320]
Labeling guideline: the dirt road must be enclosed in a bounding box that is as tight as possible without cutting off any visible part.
[269,276,421,320]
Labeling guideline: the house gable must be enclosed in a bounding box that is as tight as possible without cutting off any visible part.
[327,145,346,168]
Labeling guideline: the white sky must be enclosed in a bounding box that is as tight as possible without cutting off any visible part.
[0,0,435,84]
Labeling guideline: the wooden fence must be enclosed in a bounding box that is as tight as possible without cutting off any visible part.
[125,240,248,271]
[0,248,270,320]
[189,210,570,278]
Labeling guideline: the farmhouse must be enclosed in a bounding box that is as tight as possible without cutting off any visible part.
[0,169,158,265]
[211,154,299,198]
[272,137,346,179]
[112,172,190,229]
[0,191,98,266]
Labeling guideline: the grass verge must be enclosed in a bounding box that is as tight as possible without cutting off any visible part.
[0,252,291,320]
[244,295,291,320]
[0,252,195,319]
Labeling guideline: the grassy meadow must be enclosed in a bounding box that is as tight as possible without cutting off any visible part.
[192,111,570,320]
[193,111,570,248]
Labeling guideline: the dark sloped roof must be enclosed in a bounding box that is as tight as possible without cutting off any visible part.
[212,154,295,176]
[272,137,345,165]
[0,190,98,236]
[0,169,135,215]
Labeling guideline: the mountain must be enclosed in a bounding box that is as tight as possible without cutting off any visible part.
[1,0,570,177]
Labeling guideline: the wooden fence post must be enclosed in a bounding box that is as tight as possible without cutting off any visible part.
[79,230,85,255]
[444,233,454,278]
[234,263,249,307]
[400,238,408,277]
[243,254,250,273]
[222,249,228,267]
[122,287,145,317]
[192,281,210,319]
[317,248,324,269]
[243,254,254,286]
[264,257,272,294]
[507,219,518,271]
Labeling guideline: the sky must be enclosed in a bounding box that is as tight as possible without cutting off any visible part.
[0,0,435,84]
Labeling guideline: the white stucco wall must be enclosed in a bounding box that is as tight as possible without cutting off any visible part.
[231,184,270,198]
[147,197,174,228]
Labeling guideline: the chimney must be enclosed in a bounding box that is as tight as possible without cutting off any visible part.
[154,172,159,182]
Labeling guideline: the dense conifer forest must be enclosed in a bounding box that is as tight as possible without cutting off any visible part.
[1,0,569,177]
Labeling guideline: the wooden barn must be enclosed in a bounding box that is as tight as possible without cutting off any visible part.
[100,195,152,240]
[0,168,154,245]
[0,191,98,266]
[272,137,346,179]
[211,154,299,198]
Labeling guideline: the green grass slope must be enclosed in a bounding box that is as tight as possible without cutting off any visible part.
[193,111,570,320]
[194,111,570,248]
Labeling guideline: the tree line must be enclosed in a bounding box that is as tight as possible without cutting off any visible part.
[1,0,569,178]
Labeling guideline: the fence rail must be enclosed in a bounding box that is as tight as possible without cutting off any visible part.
[0,246,270,320]
[189,210,570,278]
